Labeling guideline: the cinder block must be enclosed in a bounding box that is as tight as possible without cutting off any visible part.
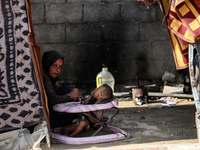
[33,24,65,44]
[65,22,139,43]
[46,3,82,23]
[65,23,102,42]
[150,41,173,60]
[123,0,142,3]
[41,43,102,63]
[31,3,44,24]
[121,4,157,22]
[84,3,120,22]
[115,60,150,81]
[30,0,65,3]
[101,0,123,2]
[67,0,100,2]
[117,41,151,61]
[140,22,168,41]
[147,60,176,78]
[115,22,139,41]
[156,4,164,21]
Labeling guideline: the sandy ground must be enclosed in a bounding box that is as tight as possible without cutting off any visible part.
[41,97,200,150]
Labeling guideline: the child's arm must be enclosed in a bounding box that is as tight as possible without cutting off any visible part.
[95,99,102,104]
[84,88,97,104]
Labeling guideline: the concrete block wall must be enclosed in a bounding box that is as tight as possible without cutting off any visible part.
[30,0,177,94]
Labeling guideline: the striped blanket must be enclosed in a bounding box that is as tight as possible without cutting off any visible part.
[0,0,49,132]
[138,0,200,70]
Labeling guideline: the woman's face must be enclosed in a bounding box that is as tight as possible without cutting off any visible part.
[49,58,63,78]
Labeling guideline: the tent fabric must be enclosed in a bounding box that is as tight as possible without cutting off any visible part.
[0,0,49,133]
[168,0,200,44]
[25,0,50,130]
[138,0,200,70]
[160,0,189,70]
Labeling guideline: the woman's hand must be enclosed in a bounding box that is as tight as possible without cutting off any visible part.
[67,89,81,99]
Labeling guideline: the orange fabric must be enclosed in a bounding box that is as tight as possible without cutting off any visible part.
[160,0,189,69]
[26,0,50,131]
[160,0,200,69]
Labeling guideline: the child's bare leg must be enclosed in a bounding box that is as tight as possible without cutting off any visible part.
[62,123,78,135]
[69,119,89,137]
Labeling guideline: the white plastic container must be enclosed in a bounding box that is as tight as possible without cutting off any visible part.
[96,67,115,92]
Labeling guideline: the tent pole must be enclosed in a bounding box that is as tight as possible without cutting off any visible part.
[189,44,200,142]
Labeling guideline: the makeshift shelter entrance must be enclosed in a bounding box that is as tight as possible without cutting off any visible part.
[139,0,200,141]
[0,0,50,149]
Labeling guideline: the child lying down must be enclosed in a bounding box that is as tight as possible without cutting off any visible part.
[62,84,114,137]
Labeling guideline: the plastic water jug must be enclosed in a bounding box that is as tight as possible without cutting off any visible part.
[96,67,115,92]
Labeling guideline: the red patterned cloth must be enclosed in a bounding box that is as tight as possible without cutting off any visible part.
[139,0,200,69]
[168,0,200,44]
[163,0,200,69]
[137,0,160,6]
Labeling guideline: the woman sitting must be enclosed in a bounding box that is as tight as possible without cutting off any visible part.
[42,50,81,129]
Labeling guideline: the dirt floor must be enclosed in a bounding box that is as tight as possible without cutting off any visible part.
[41,97,199,150]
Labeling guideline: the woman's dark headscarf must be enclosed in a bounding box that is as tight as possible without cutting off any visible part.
[42,50,64,75]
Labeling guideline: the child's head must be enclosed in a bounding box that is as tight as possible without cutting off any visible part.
[93,84,113,100]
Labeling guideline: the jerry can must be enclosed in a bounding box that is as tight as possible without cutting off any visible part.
[96,67,115,92]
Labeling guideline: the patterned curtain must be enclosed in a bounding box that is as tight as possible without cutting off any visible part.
[0,0,49,132]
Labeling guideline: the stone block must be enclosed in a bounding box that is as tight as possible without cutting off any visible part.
[67,0,101,2]
[140,22,168,41]
[123,0,142,3]
[150,41,173,60]
[63,61,100,83]
[65,22,139,43]
[33,24,65,44]
[65,23,102,42]
[85,22,139,42]
[101,0,123,2]
[46,4,82,23]
[156,4,164,21]
[147,60,176,78]
[117,41,151,61]
[30,0,65,3]
[84,3,120,22]
[121,3,157,22]
[115,22,139,41]
[115,60,149,81]
[31,3,44,24]
[41,43,102,63]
